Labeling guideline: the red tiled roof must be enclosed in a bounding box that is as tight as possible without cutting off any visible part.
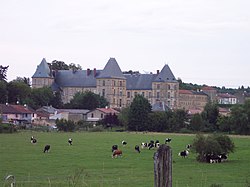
[202,86,216,91]
[217,93,236,98]
[179,90,193,94]
[96,108,119,114]
[0,104,34,114]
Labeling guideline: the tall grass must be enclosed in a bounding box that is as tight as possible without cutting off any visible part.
[0,131,249,186]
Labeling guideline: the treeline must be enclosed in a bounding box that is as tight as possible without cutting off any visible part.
[119,95,250,135]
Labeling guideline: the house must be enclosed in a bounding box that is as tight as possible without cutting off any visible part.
[0,104,36,125]
[178,89,209,111]
[217,93,237,105]
[202,86,217,102]
[34,106,89,125]
[87,108,119,122]
[32,58,179,109]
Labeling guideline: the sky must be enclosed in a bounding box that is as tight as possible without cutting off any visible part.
[0,0,249,88]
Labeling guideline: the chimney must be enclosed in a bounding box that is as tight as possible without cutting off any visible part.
[87,68,90,76]
[157,70,160,74]
[94,68,97,77]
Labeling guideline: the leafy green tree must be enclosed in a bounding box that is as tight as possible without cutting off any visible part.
[49,60,69,70]
[14,77,31,86]
[28,87,54,109]
[7,81,31,104]
[127,95,152,131]
[201,102,219,131]
[217,115,232,133]
[230,100,250,134]
[189,113,204,131]
[0,65,9,81]
[192,134,235,162]
[69,63,82,70]
[0,81,8,103]
[118,107,129,128]
[50,91,63,108]
[56,119,76,132]
[66,91,109,110]
[169,109,188,131]
[100,113,120,128]
[147,112,168,132]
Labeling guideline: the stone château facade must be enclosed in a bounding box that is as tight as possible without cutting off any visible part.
[32,58,179,109]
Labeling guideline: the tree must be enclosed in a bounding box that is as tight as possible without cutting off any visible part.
[69,63,82,70]
[49,60,69,70]
[28,87,54,109]
[100,113,120,128]
[192,134,235,162]
[147,112,168,132]
[66,91,109,110]
[14,77,31,86]
[0,65,9,81]
[7,81,31,104]
[127,95,152,131]
[189,113,204,131]
[0,81,8,103]
[201,102,219,131]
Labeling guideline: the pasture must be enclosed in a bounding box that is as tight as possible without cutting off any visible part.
[0,131,249,187]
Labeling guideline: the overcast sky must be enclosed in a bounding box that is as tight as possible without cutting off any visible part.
[1,0,249,88]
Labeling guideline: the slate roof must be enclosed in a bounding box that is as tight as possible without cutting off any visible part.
[125,74,157,90]
[32,58,52,78]
[55,69,101,87]
[97,58,126,79]
[154,64,177,82]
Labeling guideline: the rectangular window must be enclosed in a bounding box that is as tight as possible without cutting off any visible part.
[120,81,122,87]
[102,80,105,86]
[142,92,145,97]
[157,84,160,89]
[127,92,130,98]
[102,89,105,97]
[149,92,152,98]
[119,99,122,107]
[157,92,160,98]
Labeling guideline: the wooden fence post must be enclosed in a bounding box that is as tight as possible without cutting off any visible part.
[154,144,172,187]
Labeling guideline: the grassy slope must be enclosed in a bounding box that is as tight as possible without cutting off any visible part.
[0,131,249,187]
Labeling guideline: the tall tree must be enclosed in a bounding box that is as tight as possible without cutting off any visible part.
[49,60,69,70]
[0,65,9,81]
[7,81,31,104]
[201,102,219,131]
[0,81,8,103]
[29,87,54,109]
[66,91,109,110]
[14,77,31,86]
[127,95,152,131]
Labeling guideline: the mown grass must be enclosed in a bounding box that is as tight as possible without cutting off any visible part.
[0,131,249,187]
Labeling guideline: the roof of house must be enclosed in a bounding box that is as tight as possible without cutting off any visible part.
[217,93,236,98]
[179,89,208,96]
[94,108,119,114]
[0,104,34,114]
[32,58,52,78]
[33,57,178,91]
[55,69,100,87]
[154,64,177,83]
[125,74,157,90]
[97,58,126,79]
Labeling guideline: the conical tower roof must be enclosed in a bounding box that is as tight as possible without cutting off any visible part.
[154,64,177,82]
[32,58,52,78]
[98,58,126,79]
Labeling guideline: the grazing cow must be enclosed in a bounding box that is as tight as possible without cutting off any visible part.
[112,149,122,158]
[68,138,73,145]
[43,145,50,153]
[165,138,171,144]
[31,136,37,144]
[135,145,141,153]
[186,144,192,149]
[122,140,127,146]
[155,142,160,148]
[141,142,148,149]
[148,141,155,150]
[219,153,228,162]
[178,150,189,158]
[112,145,118,152]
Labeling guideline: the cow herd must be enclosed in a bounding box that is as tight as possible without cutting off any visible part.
[30,135,228,163]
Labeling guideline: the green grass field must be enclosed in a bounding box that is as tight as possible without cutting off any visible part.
[0,131,249,187]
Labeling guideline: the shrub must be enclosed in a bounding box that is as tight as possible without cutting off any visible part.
[192,134,235,162]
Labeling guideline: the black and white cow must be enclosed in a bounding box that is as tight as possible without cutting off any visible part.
[205,153,228,163]
[122,140,127,146]
[68,138,73,145]
[43,145,50,153]
[178,150,189,158]
[135,145,141,153]
[141,142,148,149]
[31,136,37,144]
[165,138,172,144]
[112,145,118,152]
[186,144,192,149]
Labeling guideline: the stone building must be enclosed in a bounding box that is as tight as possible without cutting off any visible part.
[32,58,179,109]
